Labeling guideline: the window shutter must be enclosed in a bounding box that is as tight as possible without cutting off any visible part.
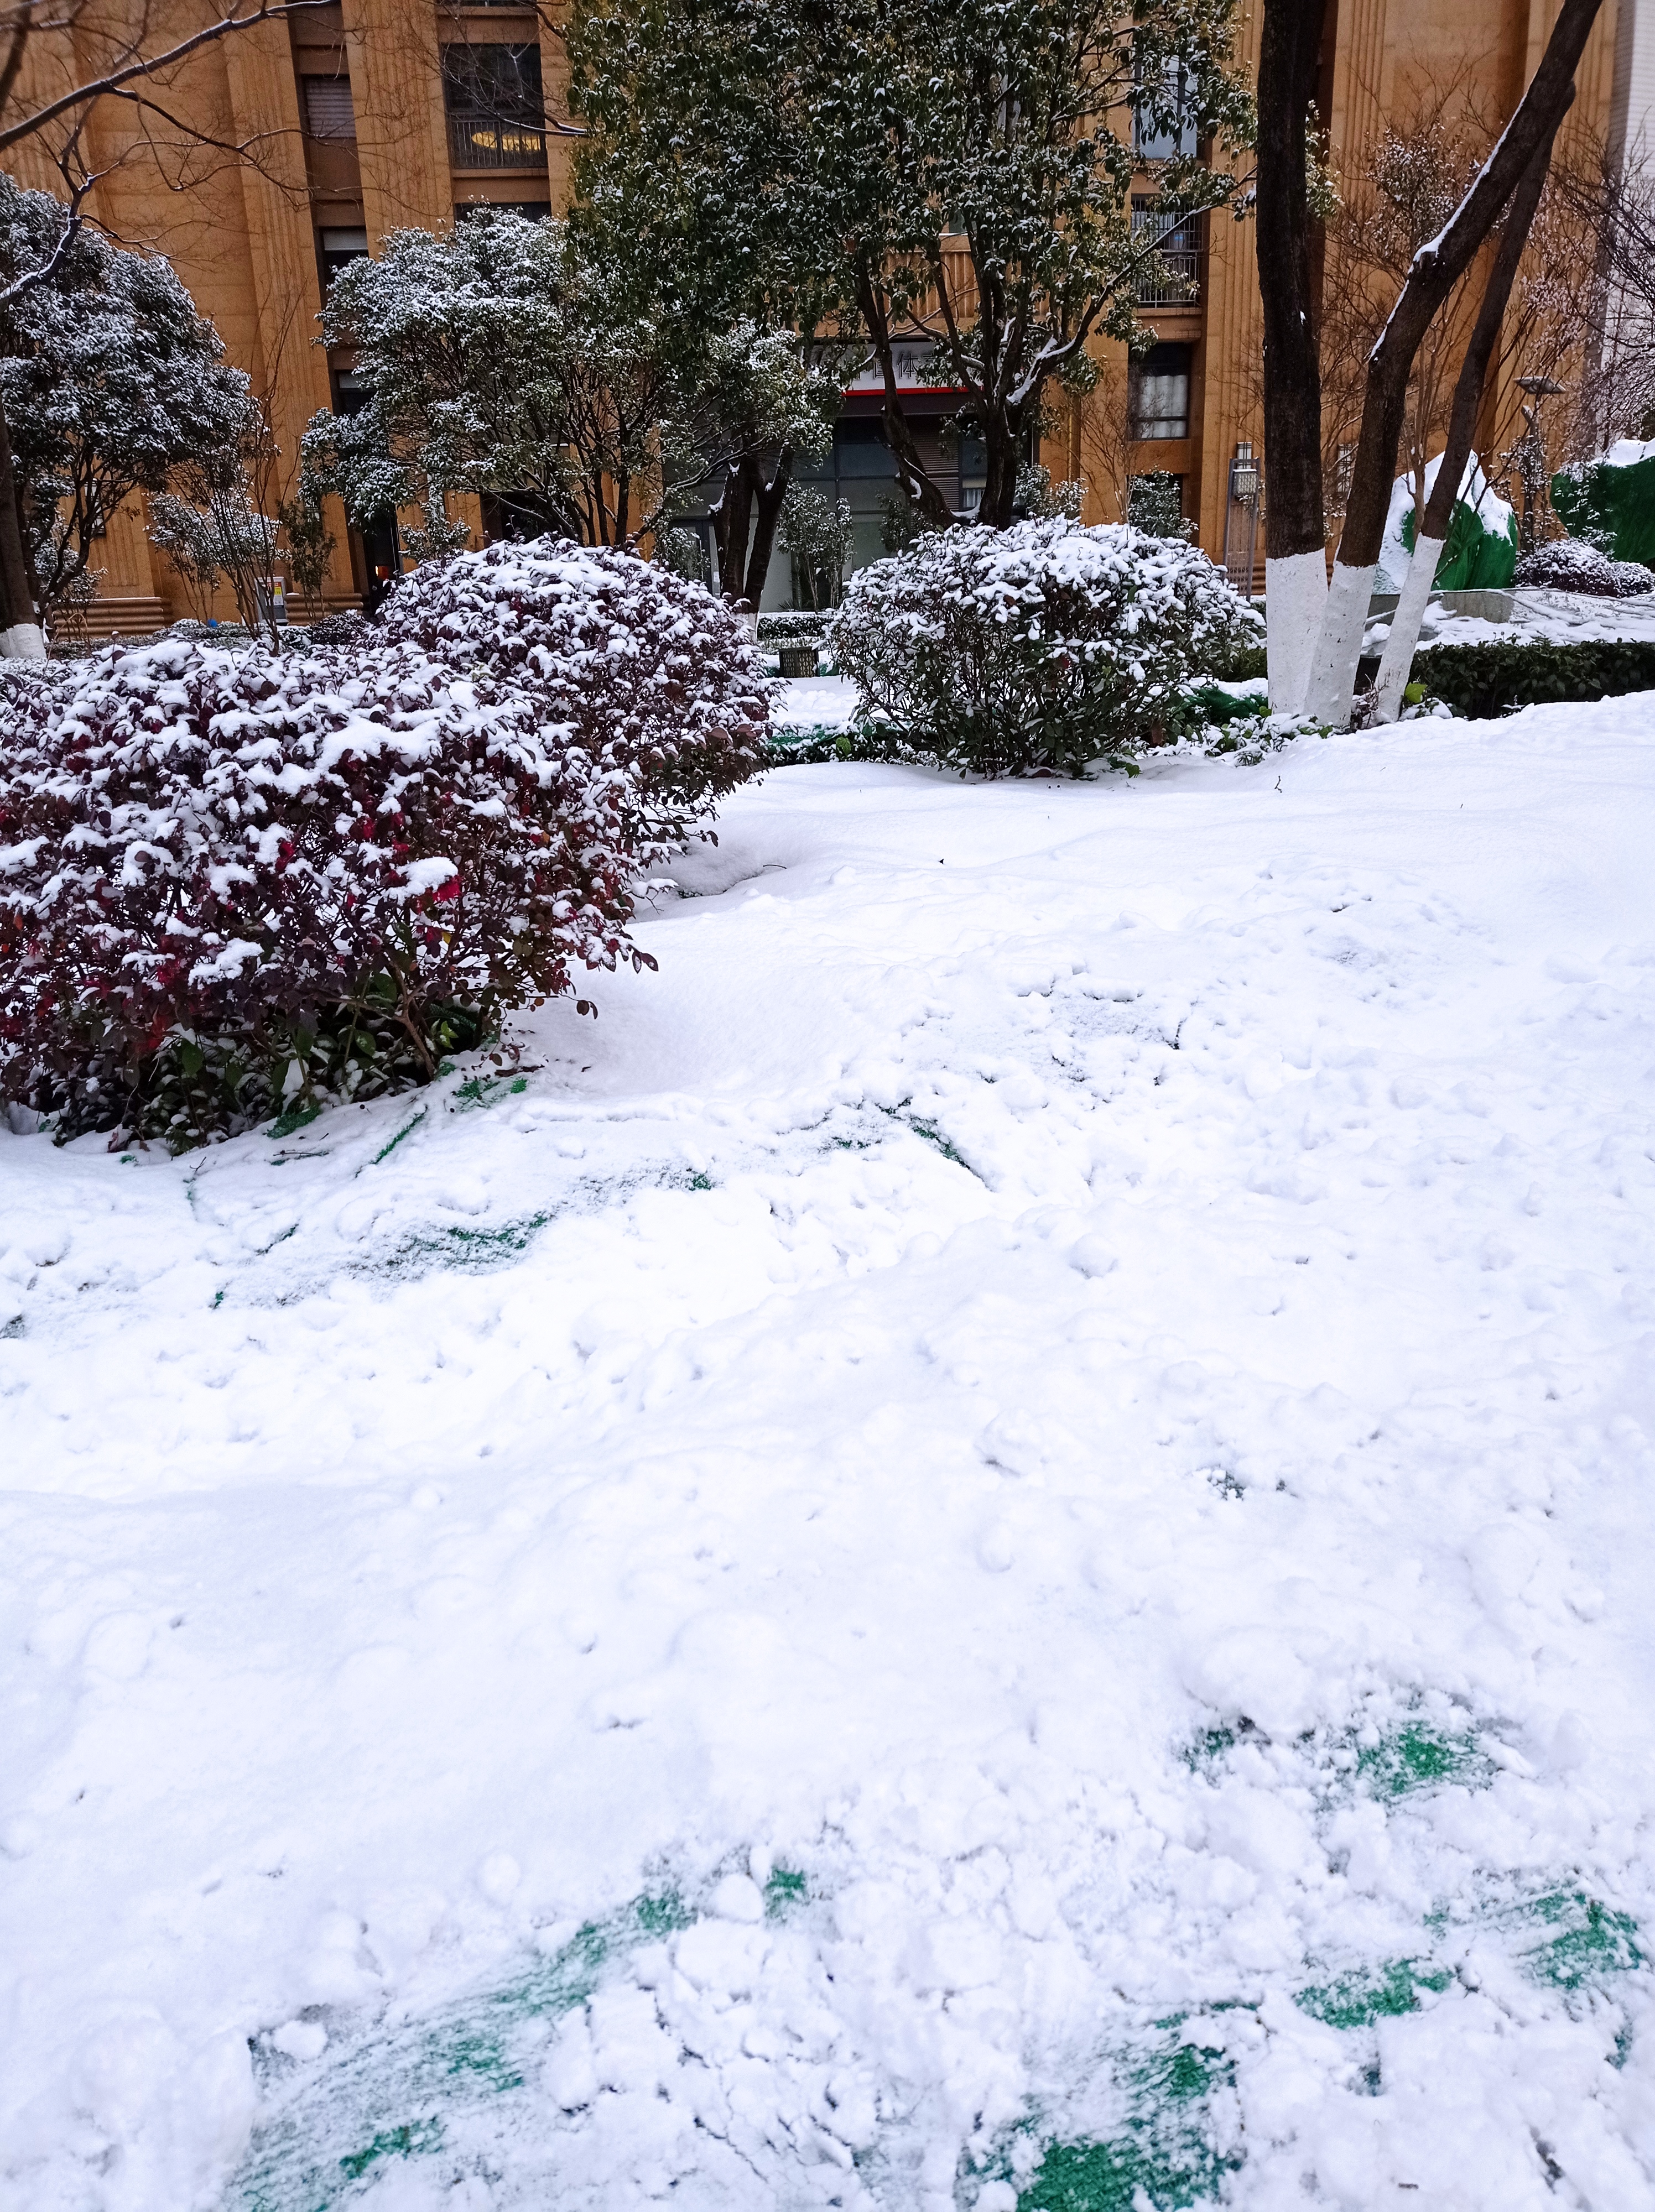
[303,76,356,141]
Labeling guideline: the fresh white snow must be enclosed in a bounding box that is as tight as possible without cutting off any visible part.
[4,701,1655,2212]
[1365,582,1655,659]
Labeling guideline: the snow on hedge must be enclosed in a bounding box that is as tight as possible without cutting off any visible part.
[830,518,1262,778]
[374,540,771,824]
[1514,538,1654,597]
[0,546,770,1148]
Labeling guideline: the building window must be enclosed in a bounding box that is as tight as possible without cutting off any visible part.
[318,226,369,286]
[1130,199,1202,307]
[442,41,548,168]
[455,200,551,222]
[1131,343,1193,441]
[1133,58,1196,160]
[302,74,356,141]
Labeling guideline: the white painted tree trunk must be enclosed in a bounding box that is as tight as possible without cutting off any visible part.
[1371,534,1444,723]
[1303,560,1375,727]
[1264,549,1328,713]
[0,620,46,660]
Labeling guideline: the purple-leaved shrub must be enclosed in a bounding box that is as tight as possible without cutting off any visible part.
[1,544,768,1149]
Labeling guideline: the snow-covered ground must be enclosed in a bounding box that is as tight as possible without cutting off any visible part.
[773,674,858,731]
[4,699,1655,2212]
[1366,582,1655,656]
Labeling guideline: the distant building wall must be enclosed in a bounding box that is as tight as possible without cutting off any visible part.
[5,0,1632,627]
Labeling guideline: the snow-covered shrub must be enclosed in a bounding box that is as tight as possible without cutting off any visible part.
[1513,539,1653,596]
[757,612,829,643]
[1127,472,1196,541]
[829,518,1262,777]
[372,541,770,828]
[2,549,768,1148]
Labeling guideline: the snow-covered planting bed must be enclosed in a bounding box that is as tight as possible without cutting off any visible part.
[1365,582,1655,657]
[3,700,1654,2212]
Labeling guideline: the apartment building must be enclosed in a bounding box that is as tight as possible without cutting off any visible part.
[7,0,1647,630]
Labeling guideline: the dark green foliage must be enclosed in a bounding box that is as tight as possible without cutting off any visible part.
[1401,638,1655,718]
[757,612,830,643]
[1355,1722,1493,1798]
[1203,637,1268,682]
[1296,1958,1451,2030]
[1552,449,1655,564]
[1501,1892,1642,1991]
[1128,472,1195,542]
[832,519,1261,778]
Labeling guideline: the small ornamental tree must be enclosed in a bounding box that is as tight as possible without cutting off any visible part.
[0,544,769,1149]
[829,518,1261,778]
[0,174,253,629]
[306,215,835,576]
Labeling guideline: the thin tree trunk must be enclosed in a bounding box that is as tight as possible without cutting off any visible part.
[1303,0,1605,727]
[1257,0,1331,712]
[739,445,793,607]
[710,460,756,606]
[0,383,45,658]
[1372,132,1557,722]
[853,263,955,534]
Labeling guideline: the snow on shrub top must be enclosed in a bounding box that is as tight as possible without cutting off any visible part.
[830,517,1261,777]
[1,545,771,1142]
[1513,538,1654,598]
[373,540,771,818]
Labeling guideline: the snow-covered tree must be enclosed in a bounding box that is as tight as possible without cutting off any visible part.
[570,0,1252,533]
[693,322,839,609]
[308,214,837,592]
[0,174,253,629]
[777,486,853,611]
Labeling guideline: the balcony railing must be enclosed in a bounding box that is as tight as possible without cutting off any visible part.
[1131,202,1203,309]
[1134,248,1200,308]
[447,111,548,169]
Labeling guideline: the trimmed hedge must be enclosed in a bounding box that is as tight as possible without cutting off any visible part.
[756,612,830,643]
[1401,638,1655,720]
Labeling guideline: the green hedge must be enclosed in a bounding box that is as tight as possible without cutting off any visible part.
[1400,638,1655,719]
[1552,451,1655,565]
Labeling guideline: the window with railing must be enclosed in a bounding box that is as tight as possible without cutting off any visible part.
[441,41,547,169]
[1131,200,1203,309]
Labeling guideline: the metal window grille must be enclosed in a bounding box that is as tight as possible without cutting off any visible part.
[441,42,547,168]
[1131,200,1202,309]
[446,114,548,168]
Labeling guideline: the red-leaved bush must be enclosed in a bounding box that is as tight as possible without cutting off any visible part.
[0,544,769,1147]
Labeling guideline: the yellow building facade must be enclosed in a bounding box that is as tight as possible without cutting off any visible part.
[6,0,1645,630]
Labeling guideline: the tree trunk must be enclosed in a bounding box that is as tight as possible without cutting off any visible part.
[1372,133,1557,722]
[979,415,1021,531]
[0,383,45,658]
[1257,0,1331,712]
[710,458,756,606]
[1303,0,1605,727]
[853,262,956,535]
[737,445,793,607]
